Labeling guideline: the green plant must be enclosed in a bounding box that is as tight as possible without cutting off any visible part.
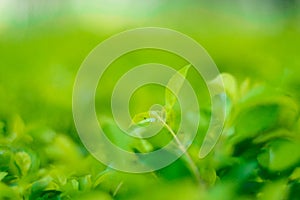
[1,64,300,199]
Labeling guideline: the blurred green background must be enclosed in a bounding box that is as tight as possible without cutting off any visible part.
[0,0,300,199]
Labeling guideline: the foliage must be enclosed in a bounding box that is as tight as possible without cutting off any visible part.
[1,1,300,199]
[1,67,300,199]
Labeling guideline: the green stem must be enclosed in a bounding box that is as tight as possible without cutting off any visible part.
[153,112,205,185]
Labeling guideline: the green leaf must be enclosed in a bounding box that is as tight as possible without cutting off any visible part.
[253,129,294,144]
[130,137,153,153]
[0,171,8,181]
[45,134,82,164]
[131,112,154,127]
[199,167,217,186]
[0,147,12,172]
[0,182,18,199]
[231,104,280,143]
[101,120,133,151]
[12,115,25,138]
[131,110,165,127]
[165,64,191,110]
[30,176,58,200]
[258,180,288,200]
[36,190,61,200]
[208,73,238,102]
[257,139,300,171]
[93,169,112,189]
[31,176,53,193]
[222,73,238,101]
[79,175,92,191]
[14,151,31,176]
[70,179,79,191]
[290,167,300,181]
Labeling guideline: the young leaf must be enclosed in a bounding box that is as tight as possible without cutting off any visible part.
[221,73,238,102]
[165,64,191,110]
[14,151,31,176]
[0,172,8,181]
[131,110,166,126]
[131,112,155,127]
[208,73,238,101]
[79,175,92,191]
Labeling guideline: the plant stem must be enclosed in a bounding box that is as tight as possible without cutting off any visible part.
[153,112,205,185]
[113,181,123,197]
